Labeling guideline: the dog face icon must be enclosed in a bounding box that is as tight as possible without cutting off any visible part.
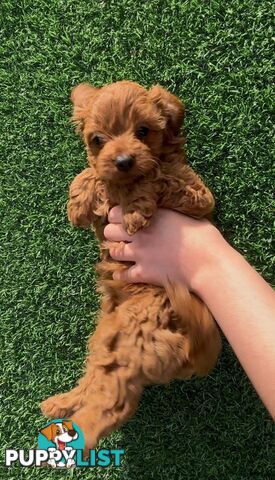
[38,420,83,468]
[40,420,78,450]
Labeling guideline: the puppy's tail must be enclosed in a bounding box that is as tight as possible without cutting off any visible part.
[166,281,221,376]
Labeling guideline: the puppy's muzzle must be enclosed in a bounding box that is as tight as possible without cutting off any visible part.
[114,154,135,172]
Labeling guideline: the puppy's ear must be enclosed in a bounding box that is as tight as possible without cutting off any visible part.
[40,423,54,442]
[148,85,184,136]
[71,83,98,134]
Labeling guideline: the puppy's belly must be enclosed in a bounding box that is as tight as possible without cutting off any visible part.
[96,285,193,384]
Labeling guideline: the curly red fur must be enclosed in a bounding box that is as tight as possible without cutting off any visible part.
[41,81,221,452]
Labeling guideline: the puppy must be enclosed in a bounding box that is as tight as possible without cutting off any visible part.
[41,81,221,453]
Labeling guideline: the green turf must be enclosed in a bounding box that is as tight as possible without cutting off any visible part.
[1,0,274,479]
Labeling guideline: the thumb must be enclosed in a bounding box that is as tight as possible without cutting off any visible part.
[113,265,143,283]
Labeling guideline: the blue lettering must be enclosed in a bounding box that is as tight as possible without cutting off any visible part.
[89,449,96,466]
[76,449,89,467]
[111,449,125,466]
[97,449,111,467]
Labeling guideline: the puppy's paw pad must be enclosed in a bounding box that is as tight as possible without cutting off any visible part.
[123,212,150,235]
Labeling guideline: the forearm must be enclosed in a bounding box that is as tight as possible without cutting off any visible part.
[192,243,275,419]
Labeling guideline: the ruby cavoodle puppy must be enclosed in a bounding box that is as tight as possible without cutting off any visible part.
[41,81,221,453]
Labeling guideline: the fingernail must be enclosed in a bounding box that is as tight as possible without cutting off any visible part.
[108,205,121,222]
[103,224,111,239]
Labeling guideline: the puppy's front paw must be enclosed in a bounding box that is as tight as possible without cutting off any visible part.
[67,194,97,228]
[185,186,215,216]
[123,212,150,235]
[185,186,206,203]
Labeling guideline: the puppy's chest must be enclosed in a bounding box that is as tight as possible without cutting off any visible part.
[99,184,140,212]
[99,174,187,215]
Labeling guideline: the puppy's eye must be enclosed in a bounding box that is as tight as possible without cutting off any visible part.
[136,126,149,139]
[92,135,104,147]
[89,134,106,150]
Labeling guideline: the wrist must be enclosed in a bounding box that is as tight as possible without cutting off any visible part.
[188,227,233,297]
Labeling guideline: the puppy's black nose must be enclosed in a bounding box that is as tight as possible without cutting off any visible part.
[114,155,134,172]
[68,429,76,437]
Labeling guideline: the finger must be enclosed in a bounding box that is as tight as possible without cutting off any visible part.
[108,205,123,223]
[113,265,144,283]
[104,223,133,242]
[109,242,136,262]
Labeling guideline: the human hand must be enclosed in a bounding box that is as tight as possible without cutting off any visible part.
[104,206,225,292]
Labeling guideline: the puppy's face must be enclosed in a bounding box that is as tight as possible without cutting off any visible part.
[40,421,78,448]
[71,81,184,185]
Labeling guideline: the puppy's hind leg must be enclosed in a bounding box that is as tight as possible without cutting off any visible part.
[41,351,105,420]
[69,319,144,450]
[70,370,143,453]
[40,382,87,419]
[41,308,144,448]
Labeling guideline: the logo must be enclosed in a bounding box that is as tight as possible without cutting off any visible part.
[5,419,124,469]
[38,419,83,468]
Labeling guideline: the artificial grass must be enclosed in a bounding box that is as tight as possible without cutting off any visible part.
[0,0,274,479]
